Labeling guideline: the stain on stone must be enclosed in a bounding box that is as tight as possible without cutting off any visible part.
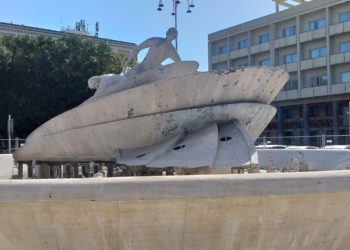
[127,108,134,117]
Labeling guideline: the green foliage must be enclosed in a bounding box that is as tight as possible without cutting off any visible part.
[0,34,130,138]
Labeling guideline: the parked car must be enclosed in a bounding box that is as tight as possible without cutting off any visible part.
[321,145,350,149]
[255,145,287,149]
[286,146,319,149]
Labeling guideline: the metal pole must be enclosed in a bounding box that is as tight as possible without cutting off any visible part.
[175,3,178,51]
[8,115,11,154]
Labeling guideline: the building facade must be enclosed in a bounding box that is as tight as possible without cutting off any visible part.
[0,22,136,57]
[208,0,350,146]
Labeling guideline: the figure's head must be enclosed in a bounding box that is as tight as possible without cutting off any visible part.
[166,28,178,41]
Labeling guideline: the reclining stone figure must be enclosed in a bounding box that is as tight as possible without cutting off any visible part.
[88,28,181,93]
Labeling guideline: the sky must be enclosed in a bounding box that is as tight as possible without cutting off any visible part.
[0,0,287,71]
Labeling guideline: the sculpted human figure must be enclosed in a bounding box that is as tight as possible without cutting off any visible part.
[122,28,181,76]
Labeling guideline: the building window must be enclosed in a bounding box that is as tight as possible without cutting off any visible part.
[299,107,303,118]
[310,47,326,59]
[238,39,248,49]
[282,79,298,91]
[339,12,350,23]
[238,63,248,68]
[284,53,297,64]
[283,26,296,37]
[219,45,228,54]
[282,108,293,119]
[310,19,326,30]
[341,72,350,83]
[309,106,319,117]
[311,75,327,87]
[260,59,270,66]
[326,105,333,116]
[340,42,350,53]
[339,103,344,115]
[259,34,270,44]
[283,131,294,145]
[326,130,333,135]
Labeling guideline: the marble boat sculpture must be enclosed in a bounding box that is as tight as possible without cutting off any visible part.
[13,28,289,168]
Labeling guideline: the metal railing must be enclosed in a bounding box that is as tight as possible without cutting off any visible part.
[255,134,350,148]
[0,138,26,154]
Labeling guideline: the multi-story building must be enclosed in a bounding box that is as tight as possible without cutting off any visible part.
[0,21,135,57]
[208,0,350,146]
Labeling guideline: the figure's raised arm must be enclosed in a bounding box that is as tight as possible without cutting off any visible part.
[169,45,181,63]
[122,38,158,75]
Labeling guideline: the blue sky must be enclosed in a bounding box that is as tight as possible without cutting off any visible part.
[1,0,282,71]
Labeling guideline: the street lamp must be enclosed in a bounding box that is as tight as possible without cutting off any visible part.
[157,0,195,51]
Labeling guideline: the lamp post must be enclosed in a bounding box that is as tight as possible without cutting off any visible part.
[157,0,195,51]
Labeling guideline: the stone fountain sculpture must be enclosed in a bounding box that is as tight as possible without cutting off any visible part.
[13,28,289,170]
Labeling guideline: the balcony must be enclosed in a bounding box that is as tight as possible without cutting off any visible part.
[331,82,350,94]
[250,43,270,55]
[300,28,326,43]
[275,89,298,101]
[211,53,228,64]
[301,86,328,98]
[274,35,297,49]
[300,57,327,70]
[330,52,350,65]
[329,21,350,36]
[229,48,248,60]
[276,62,297,72]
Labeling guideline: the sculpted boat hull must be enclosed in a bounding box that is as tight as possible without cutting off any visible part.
[14,103,275,162]
[25,66,288,143]
[14,64,287,163]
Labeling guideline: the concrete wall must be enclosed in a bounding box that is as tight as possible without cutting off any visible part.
[229,32,248,51]
[211,61,227,70]
[0,154,27,179]
[300,9,326,33]
[302,67,327,87]
[333,62,350,84]
[230,57,248,67]
[257,149,350,171]
[275,18,297,39]
[0,155,15,179]
[331,35,350,54]
[329,1,350,25]
[302,39,326,60]
[251,25,270,46]
[1,172,350,249]
[276,46,298,65]
[251,51,270,66]
[211,38,227,56]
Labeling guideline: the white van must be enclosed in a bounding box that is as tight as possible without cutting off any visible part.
[255,145,287,149]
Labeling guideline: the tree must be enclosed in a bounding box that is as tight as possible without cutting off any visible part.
[0,34,131,138]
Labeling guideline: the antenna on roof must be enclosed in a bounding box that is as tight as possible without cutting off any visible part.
[95,22,99,37]
[60,18,64,31]
[80,20,86,32]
